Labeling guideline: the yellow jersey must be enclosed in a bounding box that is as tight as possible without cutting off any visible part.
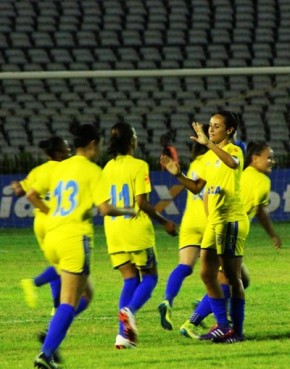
[32,155,109,236]
[241,165,271,221]
[20,160,59,216]
[102,155,155,253]
[179,154,207,247]
[198,143,247,224]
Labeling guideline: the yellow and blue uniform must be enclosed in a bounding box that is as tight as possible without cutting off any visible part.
[179,155,207,248]
[198,143,249,256]
[20,161,59,249]
[241,166,270,221]
[32,155,109,274]
[102,155,155,268]
[160,154,207,313]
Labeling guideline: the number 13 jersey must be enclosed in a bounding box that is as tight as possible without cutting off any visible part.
[32,155,109,236]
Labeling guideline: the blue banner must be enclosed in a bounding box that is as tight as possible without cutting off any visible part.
[0,170,289,228]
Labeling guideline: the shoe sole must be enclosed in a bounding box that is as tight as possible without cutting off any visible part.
[158,304,173,330]
[34,360,56,369]
[213,334,244,344]
[115,343,136,349]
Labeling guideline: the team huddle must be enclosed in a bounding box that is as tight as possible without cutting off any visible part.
[11,112,281,369]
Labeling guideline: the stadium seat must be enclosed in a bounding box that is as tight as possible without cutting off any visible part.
[0,0,289,166]
[117,48,140,63]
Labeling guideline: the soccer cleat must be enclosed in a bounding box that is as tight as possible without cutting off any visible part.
[199,324,232,341]
[34,352,60,369]
[118,307,138,343]
[21,278,37,308]
[158,300,173,330]
[115,334,136,349]
[212,330,244,344]
[37,331,62,364]
[180,320,205,339]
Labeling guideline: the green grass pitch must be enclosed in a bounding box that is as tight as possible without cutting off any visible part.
[0,223,289,369]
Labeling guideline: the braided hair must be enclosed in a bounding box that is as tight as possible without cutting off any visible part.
[107,122,135,159]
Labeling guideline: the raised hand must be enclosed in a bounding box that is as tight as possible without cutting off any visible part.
[190,122,209,146]
[160,155,181,177]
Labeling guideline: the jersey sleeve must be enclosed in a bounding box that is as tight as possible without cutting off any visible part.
[227,144,242,157]
[19,167,38,193]
[135,161,151,196]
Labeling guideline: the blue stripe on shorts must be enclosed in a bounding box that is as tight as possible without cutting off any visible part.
[224,221,238,257]
[82,236,91,275]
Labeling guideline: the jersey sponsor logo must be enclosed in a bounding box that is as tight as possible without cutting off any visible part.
[144,174,150,184]
[207,186,221,194]
[229,147,239,154]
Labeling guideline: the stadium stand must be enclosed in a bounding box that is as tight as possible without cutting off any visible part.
[0,0,290,166]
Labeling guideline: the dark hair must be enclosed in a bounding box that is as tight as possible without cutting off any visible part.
[214,111,240,138]
[107,122,134,158]
[244,141,270,169]
[192,124,209,160]
[38,136,66,160]
[69,122,101,148]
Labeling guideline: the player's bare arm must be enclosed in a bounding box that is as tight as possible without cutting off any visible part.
[191,122,238,169]
[161,154,206,195]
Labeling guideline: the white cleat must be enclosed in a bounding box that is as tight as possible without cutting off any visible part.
[118,307,138,344]
[115,334,136,349]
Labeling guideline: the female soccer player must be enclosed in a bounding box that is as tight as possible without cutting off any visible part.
[180,141,282,338]
[102,122,177,349]
[27,123,135,369]
[161,111,249,343]
[241,141,281,248]
[11,136,71,312]
[158,131,209,331]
